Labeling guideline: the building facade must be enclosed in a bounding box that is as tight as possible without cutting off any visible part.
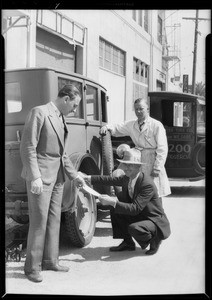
[2,9,169,123]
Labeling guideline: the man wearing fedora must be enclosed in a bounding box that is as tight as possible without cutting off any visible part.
[83,148,171,255]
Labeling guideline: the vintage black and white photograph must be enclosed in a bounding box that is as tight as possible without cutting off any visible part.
[3,7,210,297]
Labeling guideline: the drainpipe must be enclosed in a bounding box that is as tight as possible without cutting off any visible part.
[26,16,30,67]
[149,11,154,92]
[124,53,127,121]
[85,27,88,77]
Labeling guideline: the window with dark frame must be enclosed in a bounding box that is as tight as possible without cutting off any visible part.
[157,15,163,44]
[133,58,149,84]
[133,57,149,101]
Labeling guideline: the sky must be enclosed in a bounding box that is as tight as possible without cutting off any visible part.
[165,9,211,85]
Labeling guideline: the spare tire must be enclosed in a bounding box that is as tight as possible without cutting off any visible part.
[192,140,205,175]
[101,131,114,195]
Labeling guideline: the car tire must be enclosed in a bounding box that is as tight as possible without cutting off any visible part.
[63,182,97,247]
[101,131,115,195]
[192,140,205,175]
[62,154,98,247]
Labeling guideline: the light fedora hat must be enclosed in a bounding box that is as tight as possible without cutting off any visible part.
[117,148,145,165]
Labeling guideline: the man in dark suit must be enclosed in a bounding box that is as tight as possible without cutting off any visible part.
[20,84,85,282]
[84,148,171,255]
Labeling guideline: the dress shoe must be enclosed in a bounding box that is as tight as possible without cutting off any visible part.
[146,236,162,255]
[43,263,69,272]
[140,241,150,250]
[25,271,43,283]
[109,240,136,252]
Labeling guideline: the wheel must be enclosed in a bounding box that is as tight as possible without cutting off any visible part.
[63,183,97,247]
[62,154,98,247]
[10,215,29,224]
[192,141,205,175]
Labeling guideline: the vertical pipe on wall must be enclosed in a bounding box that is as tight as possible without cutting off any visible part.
[149,10,154,92]
[26,16,30,67]
[85,27,88,77]
[124,52,127,121]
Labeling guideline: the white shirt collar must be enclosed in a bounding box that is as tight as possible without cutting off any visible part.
[137,115,149,126]
[129,172,140,190]
[50,101,61,117]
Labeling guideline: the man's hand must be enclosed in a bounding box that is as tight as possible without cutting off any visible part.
[77,172,91,183]
[99,126,108,135]
[98,194,117,208]
[151,169,160,177]
[74,175,86,188]
[31,178,43,195]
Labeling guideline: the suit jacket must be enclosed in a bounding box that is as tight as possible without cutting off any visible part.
[20,102,78,184]
[91,172,171,239]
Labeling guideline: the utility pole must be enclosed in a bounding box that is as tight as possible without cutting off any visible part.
[192,10,199,94]
[183,11,210,95]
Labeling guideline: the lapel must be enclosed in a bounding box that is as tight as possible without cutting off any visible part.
[132,172,144,199]
[46,102,66,148]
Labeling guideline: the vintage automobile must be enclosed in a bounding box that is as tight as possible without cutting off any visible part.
[5,67,114,248]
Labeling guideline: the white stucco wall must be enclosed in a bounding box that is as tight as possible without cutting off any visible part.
[4,9,165,124]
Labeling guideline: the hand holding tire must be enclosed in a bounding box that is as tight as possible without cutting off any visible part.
[99,126,108,135]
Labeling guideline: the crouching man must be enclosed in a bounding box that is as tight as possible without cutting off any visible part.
[84,148,171,255]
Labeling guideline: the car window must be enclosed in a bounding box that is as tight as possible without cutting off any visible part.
[101,90,107,123]
[5,82,22,114]
[86,85,99,121]
[197,103,205,135]
[161,100,192,128]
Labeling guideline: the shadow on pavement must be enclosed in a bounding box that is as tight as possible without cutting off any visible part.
[94,227,112,237]
[5,265,26,280]
[59,246,146,263]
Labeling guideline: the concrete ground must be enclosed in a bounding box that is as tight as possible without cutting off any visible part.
[4,179,206,296]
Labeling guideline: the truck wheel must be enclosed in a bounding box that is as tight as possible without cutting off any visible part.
[62,154,98,247]
[192,140,205,175]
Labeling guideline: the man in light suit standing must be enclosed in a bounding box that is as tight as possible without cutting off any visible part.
[20,84,85,283]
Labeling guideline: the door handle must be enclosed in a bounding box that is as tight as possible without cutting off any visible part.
[85,122,90,127]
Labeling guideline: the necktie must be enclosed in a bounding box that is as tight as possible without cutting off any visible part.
[139,122,144,131]
[61,115,68,134]
[128,179,133,198]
